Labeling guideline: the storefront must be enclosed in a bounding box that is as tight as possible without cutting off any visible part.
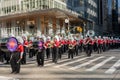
[0,8,90,38]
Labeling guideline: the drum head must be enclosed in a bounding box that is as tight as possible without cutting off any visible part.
[7,37,18,52]
[38,41,43,49]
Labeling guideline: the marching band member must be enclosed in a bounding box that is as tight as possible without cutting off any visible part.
[45,36,51,59]
[21,35,28,64]
[84,36,93,57]
[74,35,79,56]
[51,35,60,63]
[64,36,69,52]
[68,35,75,59]
[61,37,65,54]
[10,36,24,74]
[58,37,62,59]
[28,37,34,58]
[102,37,107,52]
[106,37,110,51]
[5,34,15,64]
[36,36,45,67]
[93,36,98,52]
[79,36,84,53]
[97,36,103,54]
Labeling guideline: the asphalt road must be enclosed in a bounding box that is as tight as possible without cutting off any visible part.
[0,49,120,80]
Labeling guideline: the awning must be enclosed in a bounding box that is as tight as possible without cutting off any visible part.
[0,8,92,23]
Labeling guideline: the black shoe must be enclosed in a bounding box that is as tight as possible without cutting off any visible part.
[5,62,9,64]
[37,64,40,67]
[14,72,19,74]
[10,71,15,74]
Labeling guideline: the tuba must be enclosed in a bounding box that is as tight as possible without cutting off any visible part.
[86,30,95,37]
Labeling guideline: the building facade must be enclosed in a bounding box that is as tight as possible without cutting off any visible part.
[0,0,90,38]
[107,0,113,33]
[112,0,119,35]
[66,0,98,35]
[84,0,98,35]
[97,0,119,36]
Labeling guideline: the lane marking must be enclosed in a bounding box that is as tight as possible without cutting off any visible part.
[105,59,120,74]
[45,55,85,67]
[86,56,115,71]
[0,76,15,79]
[70,56,105,70]
[54,55,94,68]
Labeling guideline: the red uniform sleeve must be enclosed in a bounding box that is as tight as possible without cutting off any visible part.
[24,40,28,46]
[73,40,76,45]
[54,41,60,47]
[17,44,24,53]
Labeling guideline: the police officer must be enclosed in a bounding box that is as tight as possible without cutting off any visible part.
[36,36,45,67]
[10,36,24,74]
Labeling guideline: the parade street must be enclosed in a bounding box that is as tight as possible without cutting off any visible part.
[0,49,120,80]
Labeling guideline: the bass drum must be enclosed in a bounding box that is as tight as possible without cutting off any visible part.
[32,41,39,50]
[0,37,18,52]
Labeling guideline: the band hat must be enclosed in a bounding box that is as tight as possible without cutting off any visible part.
[42,34,46,42]
[47,36,51,40]
[54,35,59,41]
[22,34,27,40]
[95,36,98,39]
[16,36,24,44]
[9,33,15,37]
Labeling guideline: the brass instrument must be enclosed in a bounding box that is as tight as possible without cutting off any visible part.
[28,44,33,49]
[69,44,74,49]
[59,43,62,48]
[47,43,51,48]
[50,40,54,48]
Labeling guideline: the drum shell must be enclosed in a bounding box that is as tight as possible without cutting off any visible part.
[0,38,10,52]
[32,41,39,50]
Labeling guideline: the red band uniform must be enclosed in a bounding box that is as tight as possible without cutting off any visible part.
[97,38,103,54]
[52,38,59,63]
[21,40,28,64]
[10,43,24,74]
[68,40,75,59]
[84,36,93,57]
[45,39,51,59]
